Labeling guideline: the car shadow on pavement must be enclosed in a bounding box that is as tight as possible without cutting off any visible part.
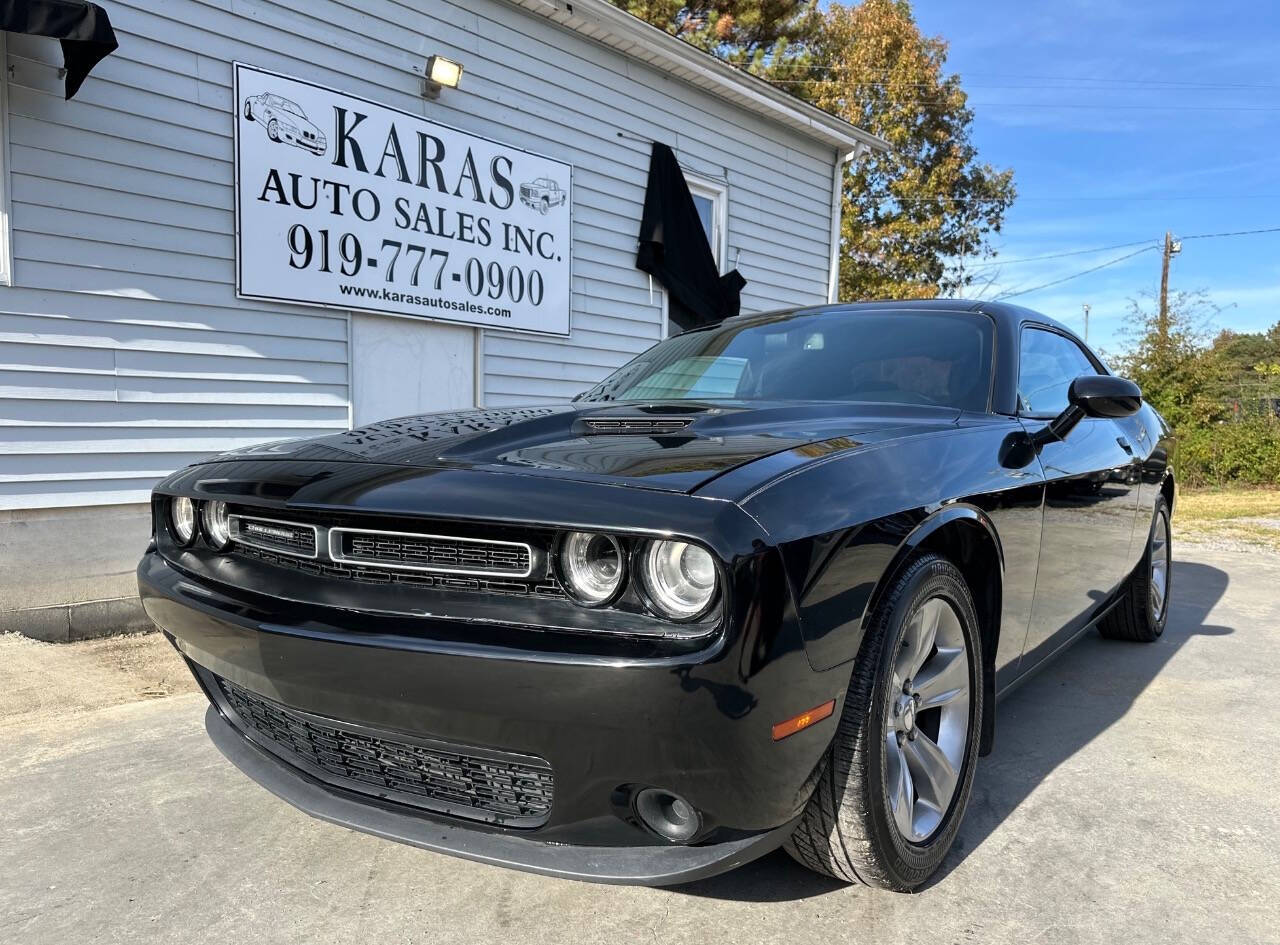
[671,559,1232,902]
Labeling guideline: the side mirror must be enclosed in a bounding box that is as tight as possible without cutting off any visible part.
[1068,374,1142,419]
[1034,374,1142,446]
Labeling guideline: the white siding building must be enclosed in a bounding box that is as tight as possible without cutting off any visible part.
[0,0,881,639]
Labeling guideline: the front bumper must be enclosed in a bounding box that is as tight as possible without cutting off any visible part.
[139,550,843,884]
[205,705,798,885]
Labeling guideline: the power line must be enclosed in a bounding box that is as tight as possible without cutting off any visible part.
[1181,225,1280,240]
[965,226,1280,272]
[965,238,1159,268]
[992,246,1158,300]
[977,226,1280,297]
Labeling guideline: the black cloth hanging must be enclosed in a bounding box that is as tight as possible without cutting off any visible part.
[636,142,746,333]
[1,0,118,100]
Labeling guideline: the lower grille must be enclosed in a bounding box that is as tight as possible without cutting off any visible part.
[213,674,554,827]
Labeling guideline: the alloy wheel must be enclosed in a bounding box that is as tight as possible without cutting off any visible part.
[884,596,972,843]
[1149,510,1171,622]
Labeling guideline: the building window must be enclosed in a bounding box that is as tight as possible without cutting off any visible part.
[658,171,728,339]
[685,172,727,270]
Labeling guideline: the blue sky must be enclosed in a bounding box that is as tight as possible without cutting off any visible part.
[910,0,1280,356]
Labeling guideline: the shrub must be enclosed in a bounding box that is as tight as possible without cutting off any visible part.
[1177,417,1280,488]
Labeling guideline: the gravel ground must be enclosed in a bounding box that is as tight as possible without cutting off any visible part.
[0,631,196,729]
[2,544,1278,945]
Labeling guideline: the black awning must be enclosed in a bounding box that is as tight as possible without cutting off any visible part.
[636,142,746,333]
[2,0,118,100]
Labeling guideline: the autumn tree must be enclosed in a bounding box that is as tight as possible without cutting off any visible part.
[797,1,1015,299]
[613,1,1015,300]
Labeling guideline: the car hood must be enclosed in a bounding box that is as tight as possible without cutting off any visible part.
[214,401,962,494]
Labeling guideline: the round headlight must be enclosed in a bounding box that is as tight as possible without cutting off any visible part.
[202,500,231,549]
[558,531,625,605]
[170,496,196,545]
[639,540,718,620]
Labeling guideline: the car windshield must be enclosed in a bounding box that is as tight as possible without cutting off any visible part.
[577,309,994,411]
[277,98,304,117]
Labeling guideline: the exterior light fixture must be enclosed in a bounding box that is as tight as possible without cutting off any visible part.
[422,55,463,99]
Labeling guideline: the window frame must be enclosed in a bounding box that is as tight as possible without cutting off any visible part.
[1016,324,1106,420]
[683,170,728,271]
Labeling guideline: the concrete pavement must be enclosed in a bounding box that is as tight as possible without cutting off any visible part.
[2,544,1278,945]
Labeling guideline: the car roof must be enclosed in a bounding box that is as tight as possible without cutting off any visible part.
[717,298,1079,341]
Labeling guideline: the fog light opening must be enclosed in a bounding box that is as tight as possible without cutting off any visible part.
[634,788,701,843]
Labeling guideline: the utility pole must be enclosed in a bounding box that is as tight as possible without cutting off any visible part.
[1158,231,1181,341]
[1082,303,1091,344]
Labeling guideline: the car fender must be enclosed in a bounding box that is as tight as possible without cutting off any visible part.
[774,502,1006,758]
[871,503,1005,619]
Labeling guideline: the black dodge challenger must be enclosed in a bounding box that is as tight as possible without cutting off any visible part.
[139,300,1175,890]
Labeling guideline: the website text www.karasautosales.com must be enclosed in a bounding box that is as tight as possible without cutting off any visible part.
[339,284,512,319]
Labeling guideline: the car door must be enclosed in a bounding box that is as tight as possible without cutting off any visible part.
[1017,325,1141,668]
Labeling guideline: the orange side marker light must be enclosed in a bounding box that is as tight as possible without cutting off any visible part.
[771,699,836,741]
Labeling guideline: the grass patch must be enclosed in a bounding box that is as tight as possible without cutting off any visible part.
[1177,487,1280,551]
[1178,487,1280,521]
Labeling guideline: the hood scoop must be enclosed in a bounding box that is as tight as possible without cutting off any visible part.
[578,416,695,435]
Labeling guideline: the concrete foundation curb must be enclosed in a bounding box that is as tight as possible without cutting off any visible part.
[0,596,154,643]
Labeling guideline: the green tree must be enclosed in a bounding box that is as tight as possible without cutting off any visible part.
[1207,324,1280,413]
[609,1,820,67]
[1111,294,1280,487]
[1110,290,1221,429]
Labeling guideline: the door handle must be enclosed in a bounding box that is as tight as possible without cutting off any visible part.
[1116,436,1134,455]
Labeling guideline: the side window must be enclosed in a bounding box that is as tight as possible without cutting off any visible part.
[1018,328,1099,416]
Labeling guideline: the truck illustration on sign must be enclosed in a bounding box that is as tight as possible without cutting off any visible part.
[243,93,327,156]
[519,178,566,214]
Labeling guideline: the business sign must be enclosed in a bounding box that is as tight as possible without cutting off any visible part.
[233,64,571,336]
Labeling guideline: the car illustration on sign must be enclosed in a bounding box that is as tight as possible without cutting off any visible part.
[243,93,326,155]
[520,177,566,213]
[140,300,1177,891]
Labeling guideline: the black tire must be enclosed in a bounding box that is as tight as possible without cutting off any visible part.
[1099,497,1171,643]
[785,553,984,891]
[244,100,253,120]
[540,197,550,215]
[268,118,279,142]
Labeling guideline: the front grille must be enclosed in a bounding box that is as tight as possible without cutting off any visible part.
[332,528,532,577]
[230,515,317,558]
[214,674,554,827]
[233,545,568,599]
